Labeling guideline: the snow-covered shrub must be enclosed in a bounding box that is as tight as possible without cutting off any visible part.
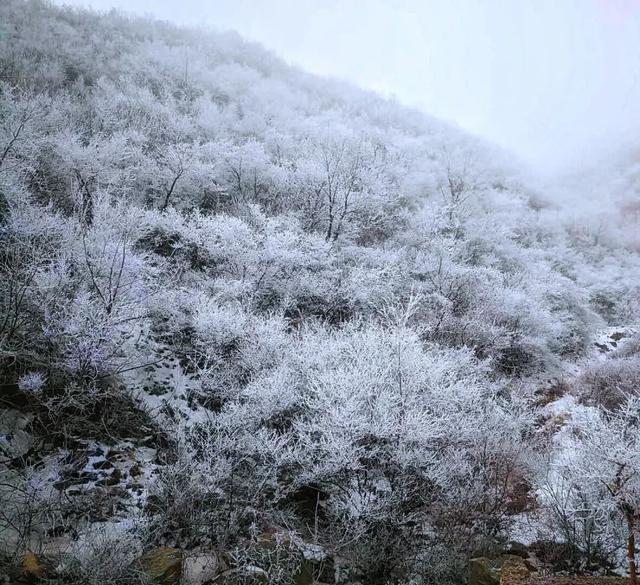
[209,322,534,584]
[537,398,640,575]
[2,1,640,581]
[17,371,46,394]
[147,430,232,546]
[580,355,640,410]
[58,524,147,585]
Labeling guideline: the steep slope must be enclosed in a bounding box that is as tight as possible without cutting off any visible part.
[1,1,639,584]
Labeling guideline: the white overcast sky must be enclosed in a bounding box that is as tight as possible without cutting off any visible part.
[52,0,640,174]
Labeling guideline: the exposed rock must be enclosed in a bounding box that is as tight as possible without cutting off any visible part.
[469,557,500,585]
[500,556,531,585]
[140,547,183,585]
[469,555,531,585]
[0,408,34,460]
[183,553,219,584]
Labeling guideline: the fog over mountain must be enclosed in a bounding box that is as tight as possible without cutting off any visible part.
[1,2,639,585]
[51,0,640,176]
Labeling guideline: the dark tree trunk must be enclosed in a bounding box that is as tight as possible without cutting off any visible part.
[627,511,637,585]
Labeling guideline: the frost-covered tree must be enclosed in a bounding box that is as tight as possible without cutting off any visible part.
[543,398,640,581]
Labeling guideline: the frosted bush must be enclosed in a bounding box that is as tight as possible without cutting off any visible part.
[18,371,46,394]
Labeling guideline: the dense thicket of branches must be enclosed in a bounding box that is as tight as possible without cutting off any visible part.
[1,2,640,584]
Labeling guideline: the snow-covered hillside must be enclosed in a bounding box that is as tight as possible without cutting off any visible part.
[1,1,640,584]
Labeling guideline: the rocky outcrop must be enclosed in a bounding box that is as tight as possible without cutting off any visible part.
[183,553,219,585]
[140,547,183,585]
[469,555,532,585]
[469,552,630,585]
